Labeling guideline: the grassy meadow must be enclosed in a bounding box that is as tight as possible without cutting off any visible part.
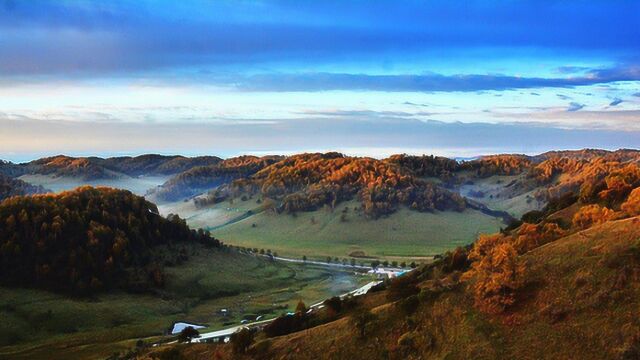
[0,244,371,360]
[168,198,506,261]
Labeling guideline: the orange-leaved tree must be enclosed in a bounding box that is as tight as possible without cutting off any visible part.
[572,204,615,229]
[467,234,526,314]
[514,222,565,254]
[621,187,640,217]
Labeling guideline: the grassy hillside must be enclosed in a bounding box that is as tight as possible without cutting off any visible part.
[457,174,545,218]
[0,244,370,360]
[142,215,640,360]
[194,197,503,261]
[140,162,640,359]
[264,216,640,360]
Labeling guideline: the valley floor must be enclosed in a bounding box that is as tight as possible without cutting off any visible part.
[0,245,372,360]
[158,198,504,262]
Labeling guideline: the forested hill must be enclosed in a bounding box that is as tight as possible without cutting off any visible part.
[0,154,223,180]
[151,155,284,201]
[218,153,467,218]
[0,186,221,296]
[190,150,640,219]
[143,150,640,360]
[0,173,48,201]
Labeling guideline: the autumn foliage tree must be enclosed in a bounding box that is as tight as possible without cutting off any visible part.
[467,234,526,314]
[214,153,466,218]
[513,222,565,254]
[572,204,615,229]
[621,187,640,216]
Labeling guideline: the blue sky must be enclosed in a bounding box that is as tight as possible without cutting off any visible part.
[0,0,639,161]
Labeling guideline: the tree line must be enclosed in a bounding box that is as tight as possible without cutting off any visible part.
[0,186,221,296]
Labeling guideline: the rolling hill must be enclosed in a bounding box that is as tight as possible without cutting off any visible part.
[138,152,640,359]
[150,155,284,201]
[0,186,222,295]
[0,154,222,181]
[0,173,48,201]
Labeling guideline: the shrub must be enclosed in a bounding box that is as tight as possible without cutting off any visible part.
[418,287,443,303]
[324,296,343,314]
[397,331,418,351]
[621,333,640,360]
[444,247,470,272]
[521,210,544,224]
[398,294,420,315]
[387,275,419,301]
[295,300,307,314]
[177,326,199,343]
[352,307,377,338]
[514,222,564,254]
[264,313,307,337]
[250,339,272,358]
[231,327,255,354]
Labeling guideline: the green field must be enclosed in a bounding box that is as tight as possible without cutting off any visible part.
[186,198,505,261]
[0,245,371,360]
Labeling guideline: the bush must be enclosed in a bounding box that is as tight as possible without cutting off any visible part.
[230,327,255,354]
[521,210,544,224]
[418,286,443,303]
[397,331,418,351]
[295,300,307,314]
[264,313,307,337]
[398,294,420,315]
[352,307,377,338]
[387,275,420,301]
[514,222,564,254]
[444,247,470,272]
[250,339,272,358]
[177,326,199,343]
[324,296,343,314]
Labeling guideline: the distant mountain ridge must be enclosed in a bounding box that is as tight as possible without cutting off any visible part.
[0,154,223,181]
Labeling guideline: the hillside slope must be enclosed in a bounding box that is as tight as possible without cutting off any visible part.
[141,215,640,360]
[1,154,222,181]
[140,159,640,359]
[0,186,221,295]
[0,174,48,201]
[151,155,283,201]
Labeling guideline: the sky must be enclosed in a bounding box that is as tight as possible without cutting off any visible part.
[0,0,639,162]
